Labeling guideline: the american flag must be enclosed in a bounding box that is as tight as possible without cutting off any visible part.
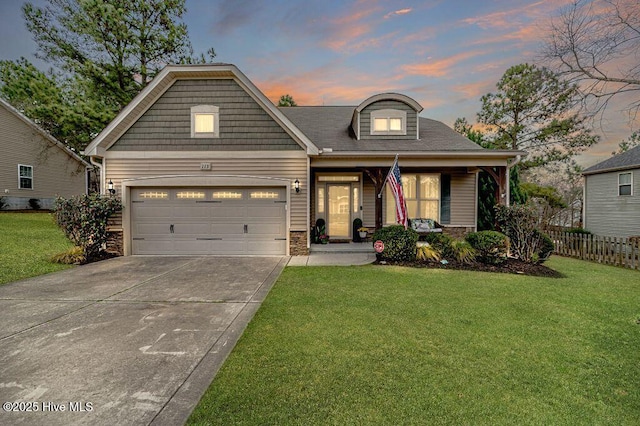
[385,155,408,228]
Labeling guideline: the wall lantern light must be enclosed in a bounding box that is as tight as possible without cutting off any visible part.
[294,179,300,193]
[108,179,116,195]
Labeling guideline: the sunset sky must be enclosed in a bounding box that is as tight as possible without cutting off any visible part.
[0,0,636,166]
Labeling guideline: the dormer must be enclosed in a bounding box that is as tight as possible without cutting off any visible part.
[351,93,423,140]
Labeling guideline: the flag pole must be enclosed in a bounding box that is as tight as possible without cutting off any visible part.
[378,154,399,198]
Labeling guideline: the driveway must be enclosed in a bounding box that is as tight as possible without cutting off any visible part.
[0,256,287,425]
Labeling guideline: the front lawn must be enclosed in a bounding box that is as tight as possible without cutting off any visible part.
[189,257,640,425]
[0,212,74,285]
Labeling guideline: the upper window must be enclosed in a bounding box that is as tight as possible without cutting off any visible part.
[619,172,632,196]
[18,164,33,189]
[370,109,406,135]
[190,105,219,138]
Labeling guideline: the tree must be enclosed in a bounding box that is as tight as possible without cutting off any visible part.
[278,94,297,107]
[612,131,640,155]
[542,0,640,118]
[477,63,599,170]
[0,0,213,152]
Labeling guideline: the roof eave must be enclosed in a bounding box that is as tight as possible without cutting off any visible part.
[583,164,640,175]
[314,150,527,158]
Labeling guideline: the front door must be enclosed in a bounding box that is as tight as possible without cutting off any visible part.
[327,184,351,239]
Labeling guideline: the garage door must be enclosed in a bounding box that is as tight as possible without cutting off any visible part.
[131,187,287,255]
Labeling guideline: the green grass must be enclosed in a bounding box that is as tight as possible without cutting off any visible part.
[189,257,640,425]
[0,212,74,285]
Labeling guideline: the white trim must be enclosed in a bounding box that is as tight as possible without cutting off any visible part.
[18,164,34,190]
[190,105,219,138]
[105,150,308,159]
[618,171,633,196]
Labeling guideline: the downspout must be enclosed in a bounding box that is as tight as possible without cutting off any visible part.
[90,156,104,195]
[506,155,522,207]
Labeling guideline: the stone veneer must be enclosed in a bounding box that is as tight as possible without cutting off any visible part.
[289,231,309,255]
[441,226,474,239]
[106,228,124,256]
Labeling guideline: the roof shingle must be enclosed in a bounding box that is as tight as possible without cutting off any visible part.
[583,145,640,175]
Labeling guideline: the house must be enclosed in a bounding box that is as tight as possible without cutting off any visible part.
[83,64,524,256]
[0,98,90,210]
[582,145,640,237]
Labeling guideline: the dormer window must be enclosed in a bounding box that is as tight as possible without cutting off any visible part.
[370,109,406,135]
[191,105,219,138]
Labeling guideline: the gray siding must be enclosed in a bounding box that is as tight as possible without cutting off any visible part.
[362,176,376,227]
[111,79,302,151]
[450,172,476,227]
[105,157,308,230]
[585,170,640,237]
[360,100,418,140]
[0,105,86,207]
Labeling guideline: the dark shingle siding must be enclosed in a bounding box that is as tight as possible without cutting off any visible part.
[583,145,640,174]
[111,79,302,151]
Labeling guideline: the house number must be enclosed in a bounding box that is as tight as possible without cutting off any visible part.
[200,163,211,170]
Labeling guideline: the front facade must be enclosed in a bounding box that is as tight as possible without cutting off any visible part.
[583,146,640,237]
[0,99,89,210]
[84,64,523,256]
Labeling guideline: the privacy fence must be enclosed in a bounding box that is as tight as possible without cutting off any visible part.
[548,231,640,270]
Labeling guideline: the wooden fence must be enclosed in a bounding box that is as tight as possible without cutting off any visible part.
[548,231,640,270]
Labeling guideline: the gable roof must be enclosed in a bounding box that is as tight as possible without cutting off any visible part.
[280,106,523,158]
[583,145,640,175]
[83,64,319,156]
[0,98,90,167]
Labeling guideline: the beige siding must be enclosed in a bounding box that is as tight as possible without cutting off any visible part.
[450,172,476,226]
[0,105,86,204]
[585,170,640,237]
[105,156,308,230]
[362,176,376,227]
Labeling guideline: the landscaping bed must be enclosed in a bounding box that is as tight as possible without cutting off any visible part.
[376,257,565,278]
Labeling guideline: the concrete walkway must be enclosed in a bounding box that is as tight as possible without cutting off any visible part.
[0,256,287,426]
[287,252,377,266]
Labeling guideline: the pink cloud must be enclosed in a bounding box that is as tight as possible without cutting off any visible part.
[401,51,486,78]
[384,8,412,19]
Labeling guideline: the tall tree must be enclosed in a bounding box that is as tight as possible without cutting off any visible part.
[477,63,599,170]
[542,0,640,118]
[0,0,212,152]
[277,94,297,107]
[612,131,640,155]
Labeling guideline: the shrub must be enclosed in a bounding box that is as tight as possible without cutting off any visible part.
[372,225,419,261]
[50,246,85,264]
[416,243,440,262]
[28,198,41,210]
[0,196,6,210]
[465,231,509,264]
[451,240,477,264]
[535,230,555,263]
[567,227,591,235]
[422,233,455,259]
[52,193,122,261]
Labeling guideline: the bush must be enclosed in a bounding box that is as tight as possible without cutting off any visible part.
[52,193,122,261]
[0,196,6,210]
[567,227,591,235]
[372,225,419,261]
[50,246,85,264]
[28,198,41,210]
[535,230,554,263]
[451,240,477,264]
[465,231,509,264]
[416,243,440,262]
[422,233,455,259]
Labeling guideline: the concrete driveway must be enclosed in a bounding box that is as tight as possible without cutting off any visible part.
[0,256,287,425]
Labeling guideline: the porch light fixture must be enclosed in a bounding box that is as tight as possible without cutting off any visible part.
[294,179,300,193]
[107,180,116,195]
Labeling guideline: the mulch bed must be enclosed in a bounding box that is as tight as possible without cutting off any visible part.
[376,257,565,278]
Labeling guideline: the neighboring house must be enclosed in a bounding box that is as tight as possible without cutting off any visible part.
[83,64,524,256]
[0,98,90,210]
[583,145,640,237]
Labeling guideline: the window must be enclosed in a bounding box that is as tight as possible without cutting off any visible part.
[139,191,168,199]
[190,105,219,138]
[370,109,406,135]
[250,191,280,199]
[385,173,440,224]
[213,191,242,199]
[176,191,205,199]
[18,164,33,189]
[619,172,632,196]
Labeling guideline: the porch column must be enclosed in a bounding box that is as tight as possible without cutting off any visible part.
[480,166,508,206]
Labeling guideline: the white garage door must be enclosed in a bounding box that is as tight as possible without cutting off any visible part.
[131,187,287,255]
